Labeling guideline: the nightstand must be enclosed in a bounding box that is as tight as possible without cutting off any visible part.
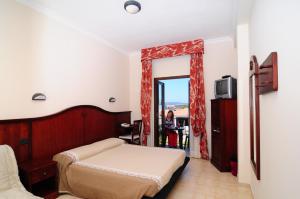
[19,159,58,199]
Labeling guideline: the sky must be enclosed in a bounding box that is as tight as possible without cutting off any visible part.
[161,78,189,104]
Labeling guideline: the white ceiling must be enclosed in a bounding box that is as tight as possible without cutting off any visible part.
[18,0,238,53]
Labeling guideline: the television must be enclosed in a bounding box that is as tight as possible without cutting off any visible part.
[214,76,237,99]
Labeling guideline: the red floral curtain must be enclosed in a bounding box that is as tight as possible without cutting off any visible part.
[140,60,152,145]
[140,39,209,159]
[190,53,209,159]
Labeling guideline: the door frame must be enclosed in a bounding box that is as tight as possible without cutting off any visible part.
[153,75,190,147]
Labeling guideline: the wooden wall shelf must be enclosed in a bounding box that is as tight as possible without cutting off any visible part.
[258,52,278,94]
[249,51,278,180]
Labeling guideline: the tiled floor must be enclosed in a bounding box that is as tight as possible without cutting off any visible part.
[58,158,253,199]
[167,158,253,199]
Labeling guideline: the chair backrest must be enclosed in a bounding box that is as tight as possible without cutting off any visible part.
[132,120,142,136]
[176,117,189,127]
[0,145,24,191]
[131,120,143,145]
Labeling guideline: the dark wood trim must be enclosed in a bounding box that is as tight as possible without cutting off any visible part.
[210,99,237,172]
[154,80,158,147]
[0,105,131,163]
[249,56,261,180]
[154,75,190,81]
[154,80,165,147]
[28,121,33,160]
[18,159,58,198]
[249,52,278,180]
[258,52,278,94]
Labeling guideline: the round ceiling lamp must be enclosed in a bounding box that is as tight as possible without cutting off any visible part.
[124,0,141,14]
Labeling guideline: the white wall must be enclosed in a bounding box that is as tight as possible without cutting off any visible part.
[128,52,142,122]
[236,24,251,184]
[204,38,238,158]
[240,0,300,198]
[0,0,130,119]
[129,38,237,157]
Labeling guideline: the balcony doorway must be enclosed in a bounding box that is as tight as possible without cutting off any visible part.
[154,75,190,152]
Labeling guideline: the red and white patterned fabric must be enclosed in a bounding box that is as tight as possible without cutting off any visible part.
[140,60,152,145]
[190,53,209,159]
[140,39,209,159]
[141,40,204,61]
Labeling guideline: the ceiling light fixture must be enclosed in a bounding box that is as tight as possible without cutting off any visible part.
[124,0,141,14]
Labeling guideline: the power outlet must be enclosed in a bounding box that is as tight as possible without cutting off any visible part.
[19,138,29,145]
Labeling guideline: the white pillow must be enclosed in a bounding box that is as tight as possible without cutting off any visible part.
[62,138,125,162]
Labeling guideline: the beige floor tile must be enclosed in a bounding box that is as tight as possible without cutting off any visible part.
[167,158,253,199]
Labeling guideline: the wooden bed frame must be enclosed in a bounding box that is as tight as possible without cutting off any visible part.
[0,105,189,199]
[0,105,131,163]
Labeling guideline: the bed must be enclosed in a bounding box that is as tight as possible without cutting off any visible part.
[54,138,189,199]
[0,105,189,198]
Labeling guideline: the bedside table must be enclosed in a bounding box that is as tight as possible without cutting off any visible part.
[19,159,58,199]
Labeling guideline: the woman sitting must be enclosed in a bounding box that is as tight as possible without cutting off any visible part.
[164,110,178,148]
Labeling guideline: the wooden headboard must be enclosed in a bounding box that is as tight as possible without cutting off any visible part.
[0,105,131,163]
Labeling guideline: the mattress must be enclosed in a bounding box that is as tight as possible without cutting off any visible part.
[53,138,186,199]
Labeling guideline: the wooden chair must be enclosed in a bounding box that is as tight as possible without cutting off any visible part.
[177,117,189,149]
[184,131,190,149]
[119,120,142,145]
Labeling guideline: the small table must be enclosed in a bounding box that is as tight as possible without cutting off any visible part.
[166,127,185,149]
[120,124,133,135]
[119,124,137,144]
[18,159,58,199]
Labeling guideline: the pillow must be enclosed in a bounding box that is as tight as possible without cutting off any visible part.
[62,138,125,162]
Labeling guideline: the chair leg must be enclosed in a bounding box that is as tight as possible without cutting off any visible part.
[187,135,189,149]
[184,135,190,149]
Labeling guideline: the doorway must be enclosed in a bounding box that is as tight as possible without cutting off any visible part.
[154,75,190,151]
